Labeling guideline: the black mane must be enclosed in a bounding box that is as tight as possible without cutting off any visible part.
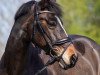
[15,0,62,21]
[15,1,35,21]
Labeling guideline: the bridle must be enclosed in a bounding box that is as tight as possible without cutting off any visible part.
[31,2,73,75]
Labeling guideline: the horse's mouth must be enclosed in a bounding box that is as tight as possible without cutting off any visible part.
[59,54,78,70]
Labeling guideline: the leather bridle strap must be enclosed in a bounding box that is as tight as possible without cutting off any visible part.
[34,2,54,50]
[33,2,70,51]
[33,1,73,58]
[52,37,72,46]
[34,56,57,75]
[32,2,73,75]
[34,41,73,75]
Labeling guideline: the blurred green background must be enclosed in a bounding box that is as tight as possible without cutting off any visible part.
[58,0,100,44]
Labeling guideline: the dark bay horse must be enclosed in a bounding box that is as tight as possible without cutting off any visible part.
[27,34,100,75]
[0,0,100,75]
[0,0,77,75]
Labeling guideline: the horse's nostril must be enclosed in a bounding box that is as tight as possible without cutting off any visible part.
[73,55,77,60]
[59,54,78,70]
[70,54,78,67]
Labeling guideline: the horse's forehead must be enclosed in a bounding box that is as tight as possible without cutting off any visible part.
[39,15,50,22]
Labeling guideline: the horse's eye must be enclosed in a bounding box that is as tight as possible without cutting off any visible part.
[48,21,57,29]
[48,21,57,26]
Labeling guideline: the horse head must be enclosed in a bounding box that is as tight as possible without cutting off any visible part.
[15,0,78,70]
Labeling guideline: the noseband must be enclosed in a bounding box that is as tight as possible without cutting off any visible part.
[32,2,73,75]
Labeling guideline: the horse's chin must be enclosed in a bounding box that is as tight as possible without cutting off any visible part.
[59,62,75,70]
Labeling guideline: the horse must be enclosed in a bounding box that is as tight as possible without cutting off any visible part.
[21,34,100,75]
[0,0,78,75]
[0,0,100,75]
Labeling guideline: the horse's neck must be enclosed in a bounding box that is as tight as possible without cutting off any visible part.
[0,19,31,75]
[0,44,29,75]
[24,44,49,75]
[0,42,47,75]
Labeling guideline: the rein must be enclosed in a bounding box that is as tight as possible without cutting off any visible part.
[34,40,73,75]
[31,2,73,75]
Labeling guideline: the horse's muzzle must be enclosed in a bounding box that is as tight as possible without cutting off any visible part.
[59,54,78,70]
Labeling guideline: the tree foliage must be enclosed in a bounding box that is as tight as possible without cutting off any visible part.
[58,0,100,44]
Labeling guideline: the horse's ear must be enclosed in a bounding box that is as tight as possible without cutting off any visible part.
[40,0,56,2]
[39,0,56,9]
[40,0,50,4]
[51,0,56,2]
[39,0,50,9]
